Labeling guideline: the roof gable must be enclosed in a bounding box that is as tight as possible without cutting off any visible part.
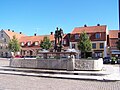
[4,30,26,40]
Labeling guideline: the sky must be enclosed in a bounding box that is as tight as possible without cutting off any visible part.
[0,0,119,36]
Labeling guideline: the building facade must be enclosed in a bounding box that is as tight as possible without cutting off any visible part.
[0,29,25,57]
[108,30,120,57]
[19,33,54,57]
[2,25,119,58]
[63,24,108,58]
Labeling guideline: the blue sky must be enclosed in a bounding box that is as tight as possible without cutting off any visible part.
[0,0,119,36]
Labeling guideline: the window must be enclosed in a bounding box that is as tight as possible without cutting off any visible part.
[0,44,2,49]
[63,39,66,44]
[4,38,6,42]
[35,41,39,46]
[100,43,104,48]
[21,42,24,46]
[95,33,100,39]
[1,52,3,57]
[75,35,79,40]
[92,43,96,49]
[27,41,31,46]
[5,44,8,49]
[1,34,3,37]
[72,44,75,48]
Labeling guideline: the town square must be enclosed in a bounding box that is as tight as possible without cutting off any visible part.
[0,0,120,90]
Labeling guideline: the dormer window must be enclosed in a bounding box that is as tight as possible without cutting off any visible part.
[95,33,101,39]
[21,42,24,46]
[27,41,31,46]
[75,34,79,40]
[35,41,39,46]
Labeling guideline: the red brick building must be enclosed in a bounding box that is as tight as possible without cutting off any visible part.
[108,30,120,56]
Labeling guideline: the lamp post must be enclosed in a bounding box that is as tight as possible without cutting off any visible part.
[118,0,120,75]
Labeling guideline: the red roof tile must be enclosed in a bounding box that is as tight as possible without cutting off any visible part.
[109,30,119,38]
[71,25,107,34]
[4,30,26,40]
[19,35,54,43]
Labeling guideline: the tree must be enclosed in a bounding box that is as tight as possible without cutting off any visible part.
[8,35,21,56]
[77,31,92,58]
[40,36,52,50]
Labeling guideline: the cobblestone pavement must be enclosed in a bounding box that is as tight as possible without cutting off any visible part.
[0,74,120,90]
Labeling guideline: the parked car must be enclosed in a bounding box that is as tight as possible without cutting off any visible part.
[103,57,111,64]
[117,57,120,64]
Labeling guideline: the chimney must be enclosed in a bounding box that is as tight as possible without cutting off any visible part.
[51,32,53,35]
[97,24,100,26]
[8,29,10,31]
[84,24,87,27]
[34,33,37,36]
[20,32,22,34]
[12,30,14,32]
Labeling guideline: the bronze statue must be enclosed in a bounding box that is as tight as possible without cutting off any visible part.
[54,27,63,52]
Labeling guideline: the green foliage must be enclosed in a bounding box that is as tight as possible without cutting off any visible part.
[40,36,52,50]
[111,57,116,61]
[77,31,92,58]
[8,35,21,53]
[116,40,120,50]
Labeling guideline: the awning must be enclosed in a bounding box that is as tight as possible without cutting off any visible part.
[111,51,120,54]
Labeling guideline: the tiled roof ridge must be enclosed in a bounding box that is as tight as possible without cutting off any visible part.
[71,25,107,34]
[74,25,106,29]
[4,30,25,35]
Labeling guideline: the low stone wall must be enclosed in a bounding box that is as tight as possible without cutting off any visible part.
[10,58,103,71]
[10,58,68,70]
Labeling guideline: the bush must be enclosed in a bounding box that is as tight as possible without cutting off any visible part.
[111,57,116,61]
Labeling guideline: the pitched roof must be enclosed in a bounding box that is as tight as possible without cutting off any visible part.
[4,30,26,40]
[109,30,119,38]
[19,35,54,43]
[71,25,107,34]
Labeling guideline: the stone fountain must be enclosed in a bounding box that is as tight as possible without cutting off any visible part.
[9,27,103,71]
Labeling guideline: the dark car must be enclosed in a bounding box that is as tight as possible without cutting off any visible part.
[103,57,111,64]
[117,57,120,64]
